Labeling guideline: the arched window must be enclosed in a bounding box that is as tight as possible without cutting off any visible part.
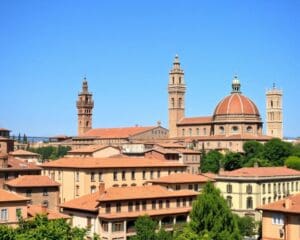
[171,98,175,108]
[203,128,207,135]
[219,126,225,134]
[227,184,232,193]
[196,128,200,135]
[42,200,49,208]
[179,77,182,84]
[270,100,273,107]
[189,128,192,136]
[86,121,89,127]
[172,77,175,84]
[231,126,239,133]
[226,196,232,208]
[178,98,182,108]
[247,126,253,133]
[246,197,253,209]
[246,184,252,194]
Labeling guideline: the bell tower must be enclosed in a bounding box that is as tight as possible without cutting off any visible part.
[266,84,283,139]
[77,77,94,136]
[168,55,186,138]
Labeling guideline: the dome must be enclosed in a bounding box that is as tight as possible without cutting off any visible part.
[213,93,260,116]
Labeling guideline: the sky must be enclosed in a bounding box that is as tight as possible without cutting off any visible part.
[0,1,299,137]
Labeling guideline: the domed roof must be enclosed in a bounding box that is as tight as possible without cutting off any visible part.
[213,93,260,116]
[213,75,260,116]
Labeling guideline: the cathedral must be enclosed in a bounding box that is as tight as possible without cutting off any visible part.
[168,55,283,152]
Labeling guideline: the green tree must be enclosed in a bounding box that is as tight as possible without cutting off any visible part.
[285,156,300,170]
[243,141,264,161]
[263,138,292,166]
[23,134,28,144]
[291,143,300,157]
[131,215,157,240]
[0,224,16,240]
[18,133,21,143]
[29,146,71,161]
[223,152,244,171]
[156,229,173,240]
[200,150,223,173]
[184,182,241,240]
[243,157,272,167]
[234,215,256,237]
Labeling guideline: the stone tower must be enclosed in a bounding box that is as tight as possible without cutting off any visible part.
[77,77,94,136]
[168,55,186,138]
[266,84,283,139]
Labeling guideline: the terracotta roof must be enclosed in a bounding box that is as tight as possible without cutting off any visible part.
[99,207,192,220]
[149,173,214,184]
[41,157,185,169]
[7,158,41,170]
[27,205,70,220]
[81,126,159,138]
[60,191,100,212]
[213,93,260,116]
[154,143,185,149]
[175,148,200,154]
[68,145,119,154]
[10,149,40,156]
[218,167,300,178]
[145,147,180,155]
[178,116,212,125]
[257,193,300,214]
[5,175,60,188]
[0,189,29,202]
[99,185,198,202]
[0,128,10,131]
[201,172,217,179]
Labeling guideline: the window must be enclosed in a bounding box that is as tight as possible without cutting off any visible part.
[176,185,181,190]
[219,126,225,134]
[0,209,8,221]
[135,202,140,211]
[246,197,253,209]
[246,185,252,194]
[76,185,80,196]
[102,222,108,232]
[91,186,96,193]
[131,171,135,180]
[226,196,232,208]
[176,199,180,207]
[268,197,271,203]
[42,200,48,208]
[159,200,163,209]
[189,198,193,206]
[98,172,103,181]
[196,128,200,135]
[179,77,182,84]
[226,184,232,193]
[203,128,207,135]
[43,188,48,196]
[142,171,146,180]
[157,170,161,178]
[16,208,22,219]
[268,183,271,194]
[122,171,126,180]
[182,198,186,207]
[189,128,192,136]
[262,184,265,194]
[297,182,299,191]
[168,170,171,175]
[188,184,193,190]
[152,200,156,209]
[87,217,92,229]
[194,184,199,191]
[231,126,239,133]
[272,213,284,225]
[182,129,185,136]
[91,172,95,182]
[26,189,32,197]
[113,171,118,181]
[105,203,111,213]
[246,126,253,133]
[150,170,154,179]
[142,201,147,210]
[166,200,170,208]
[112,222,124,232]
[171,98,175,108]
[128,202,133,212]
[262,198,266,205]
[116,203,121,212]
[292,182,294,192]
[58,171,61,180]
[178,98,182,108]
[76,172,80,182]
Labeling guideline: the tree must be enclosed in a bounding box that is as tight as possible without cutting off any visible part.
[223,152,244,171]
[180,182,241,240]
[156,229,173,240]
[200,150,223,173]
[23,134,28,144]
[131,215,157,240]
[263,138,292,166]
[18,133,21,143]
[285,156,300,170]
[291,143,300,157]
[234,215,256,237]
[243,141,264,161]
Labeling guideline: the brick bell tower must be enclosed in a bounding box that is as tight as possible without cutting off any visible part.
[77,77,94,136]
[168,55,186,138]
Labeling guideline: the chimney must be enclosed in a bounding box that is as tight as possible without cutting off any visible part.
[99,182,105,195]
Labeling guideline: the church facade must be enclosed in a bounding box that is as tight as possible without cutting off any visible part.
[168,56,283,152]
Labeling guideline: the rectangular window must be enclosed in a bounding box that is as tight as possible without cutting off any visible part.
[76,172,80,182]
[188,184,193,190]
[268,183,271,194]
[142,201,147,210]
[176,199,180,207]
[135,202,140,211]
[152,200,156,210]
[272,213,284,225]
[142,171,146,180]
[43,188,48,196]
[91,172,95,182]
[128,202,133,212]
[150,170,154,179]
[98,172,103,181]
[0,209,8,221]
[182,198,186,207]
[157,170,161,178]
[194,184,199,191]
[112,222,124,232]
[116,203,121,212]
[26,189,32,197]
[102,222,108,232]
[131,171,135,180]
[113,171,118,181]
[105,203,111,213]
[166,200,170,208]
[122,171,126,180]
[159,200,163,209]
[176,185,181,190]
[262,184,266,194]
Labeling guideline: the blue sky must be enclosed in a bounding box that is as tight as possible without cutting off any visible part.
[0,1,299,137]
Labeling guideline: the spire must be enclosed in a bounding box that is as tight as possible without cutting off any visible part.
[231,75,241,93]
[173,54,181,70]
[82,77,88,93]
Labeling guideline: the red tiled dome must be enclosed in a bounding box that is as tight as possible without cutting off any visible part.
[213,93,260,116]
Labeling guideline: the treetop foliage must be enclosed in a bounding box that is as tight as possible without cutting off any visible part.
[28,145,71,161]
